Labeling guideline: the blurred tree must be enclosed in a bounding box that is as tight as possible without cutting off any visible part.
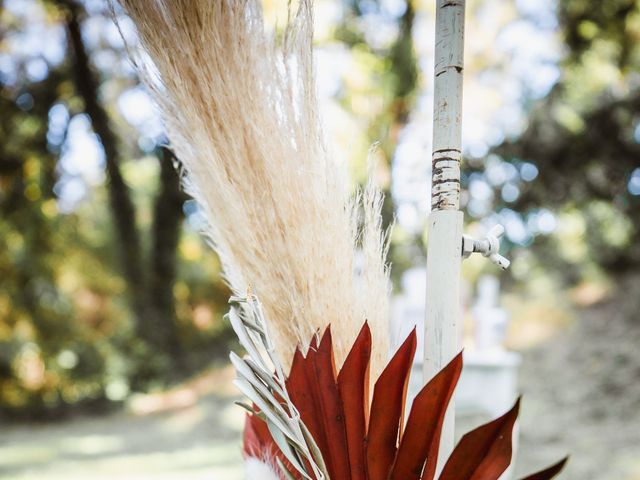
[57,0,188,382]
[337,0,418,160]
[6,0,638,417]
[474,0,640,282]
[334,0,420,281]
[0,61,106,416]
[0,0,230,417]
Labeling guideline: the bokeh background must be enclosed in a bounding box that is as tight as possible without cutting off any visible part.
[1,0,639,479]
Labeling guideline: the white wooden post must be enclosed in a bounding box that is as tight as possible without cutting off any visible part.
[424,0,466,473]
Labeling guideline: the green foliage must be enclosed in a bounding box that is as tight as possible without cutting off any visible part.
[477,0,640,282]
[2,0,639,417]
[0,0,231,417]
[334,1,420,284]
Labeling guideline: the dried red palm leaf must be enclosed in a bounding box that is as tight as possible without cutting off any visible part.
[244,411,304,479]
[520,458,570,480]
[367,328,416,480]
[336,322,371,480]
[243,322,567,480]
[439,399,520,480]
[307,329,352,479]
[389,349,462,480]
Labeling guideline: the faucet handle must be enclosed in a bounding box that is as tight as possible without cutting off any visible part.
[461,224,510,270]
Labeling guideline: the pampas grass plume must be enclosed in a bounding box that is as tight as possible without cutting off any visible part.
[116,0,391,374]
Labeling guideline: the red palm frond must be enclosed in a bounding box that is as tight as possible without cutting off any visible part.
[243,322,567,480]
[290,328,352,479]
[337,322,371,480]
[389,348,461,480]
[519,458,570,480]
[367,327,416,480]
[244,411,305,479]
[439,399,519,480]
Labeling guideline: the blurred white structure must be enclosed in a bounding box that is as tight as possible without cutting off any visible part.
[457,275,521,417]
[391,267,430,404]
[392,269,521,478]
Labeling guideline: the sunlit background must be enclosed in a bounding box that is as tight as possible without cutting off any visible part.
[1,0,639,479]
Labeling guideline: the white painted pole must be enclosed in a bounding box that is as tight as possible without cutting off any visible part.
[424,0,466,473]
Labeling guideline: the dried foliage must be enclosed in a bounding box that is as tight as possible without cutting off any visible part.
[227,295,327,479]
[244,319,568,480]
[115,0,391,373]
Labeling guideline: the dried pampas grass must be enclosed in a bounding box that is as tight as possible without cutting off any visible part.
[244,457,280,480]
[116,0,391,373]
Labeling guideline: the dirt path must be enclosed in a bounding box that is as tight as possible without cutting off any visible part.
[514,285,640,480]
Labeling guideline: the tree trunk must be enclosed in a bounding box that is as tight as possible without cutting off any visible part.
[62,1,146,315]
[147,147,186,363]
[60,0,186,381]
